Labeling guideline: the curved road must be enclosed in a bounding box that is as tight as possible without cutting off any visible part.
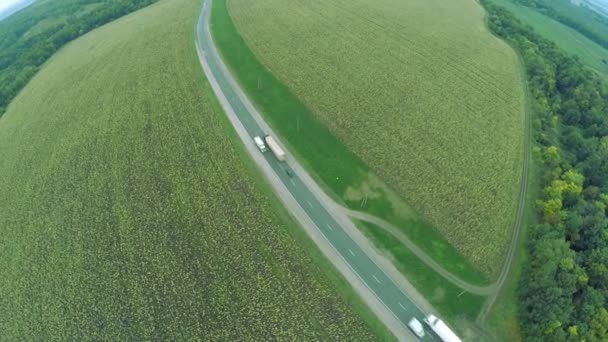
[194,0,528,337]
[193,0,454,340]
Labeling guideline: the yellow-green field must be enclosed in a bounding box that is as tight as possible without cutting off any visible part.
[226,0,526,275]
[0,0,386,339]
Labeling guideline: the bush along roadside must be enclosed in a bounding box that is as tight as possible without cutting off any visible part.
[482,0,608,340]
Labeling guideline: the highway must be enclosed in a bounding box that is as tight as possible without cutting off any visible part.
[195,1,442,340]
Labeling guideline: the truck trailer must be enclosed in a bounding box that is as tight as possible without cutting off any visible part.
[264,135,285,161]
[424,315,461,342]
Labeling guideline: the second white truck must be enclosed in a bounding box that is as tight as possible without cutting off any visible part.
[424,314,461,342]
[264,135,285,161]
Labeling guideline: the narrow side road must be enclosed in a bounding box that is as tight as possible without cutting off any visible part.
[342,208,497,296]
[476,50,532,323]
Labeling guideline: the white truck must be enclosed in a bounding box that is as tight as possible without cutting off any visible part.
[424,315,461,342]
[408,318,425,338]
[254,136,267,152]
[264,135,285,161]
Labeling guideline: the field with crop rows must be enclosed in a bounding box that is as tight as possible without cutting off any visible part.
[226,0,526,275]
[0,0,384,339]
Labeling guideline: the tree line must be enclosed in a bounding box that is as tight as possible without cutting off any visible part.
[0,0,157,116]
[481,0,608,340]
[511,0,608,50]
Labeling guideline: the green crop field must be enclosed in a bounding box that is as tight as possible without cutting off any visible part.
[0,0,387,339]
[490,0,608,79]
[222,0,526,276]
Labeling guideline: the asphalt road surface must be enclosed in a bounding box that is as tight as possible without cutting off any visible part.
[193,0,451,340]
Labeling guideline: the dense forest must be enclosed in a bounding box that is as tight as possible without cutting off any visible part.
[0,0,157,116]
[482,0,608,340]
[511,0,608,49]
